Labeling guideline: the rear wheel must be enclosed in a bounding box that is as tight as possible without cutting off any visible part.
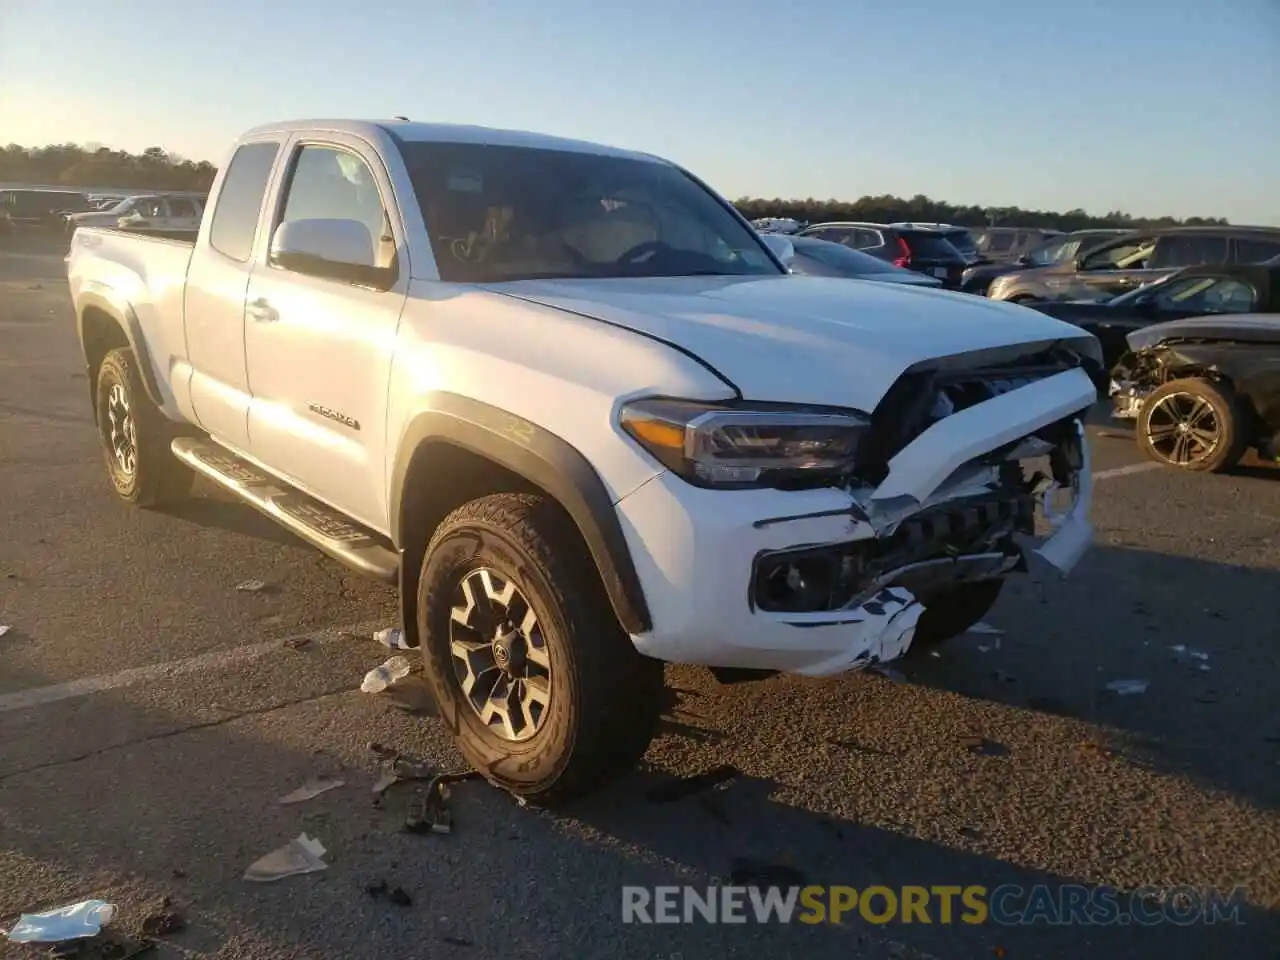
[95,347,193,506]
[417,493,664,804]
[1137,378,1247,473]
[905,579,1004,656]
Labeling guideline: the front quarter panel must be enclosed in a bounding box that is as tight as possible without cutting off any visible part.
[385,281,737,514]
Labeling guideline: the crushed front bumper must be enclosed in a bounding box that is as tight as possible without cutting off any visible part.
[616,368,1096,677]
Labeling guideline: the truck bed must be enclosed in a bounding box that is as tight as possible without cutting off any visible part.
[66,226,197,415]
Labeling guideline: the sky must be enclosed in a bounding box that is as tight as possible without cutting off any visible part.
[1,0,1277,224]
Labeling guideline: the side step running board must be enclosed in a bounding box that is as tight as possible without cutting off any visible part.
[171,437,399,583]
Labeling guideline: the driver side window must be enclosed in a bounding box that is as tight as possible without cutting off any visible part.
[1081,237,1155,271]
[276,145,394,269]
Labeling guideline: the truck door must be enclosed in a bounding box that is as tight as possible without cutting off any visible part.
[183,139,283,450]
[242,135,408,534]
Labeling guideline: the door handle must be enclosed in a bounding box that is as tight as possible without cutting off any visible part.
[247,297,278,323]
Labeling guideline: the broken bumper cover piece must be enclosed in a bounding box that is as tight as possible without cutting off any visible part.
[615,368,1095,678]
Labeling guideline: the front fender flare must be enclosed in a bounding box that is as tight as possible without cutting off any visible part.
[389,394,652,635]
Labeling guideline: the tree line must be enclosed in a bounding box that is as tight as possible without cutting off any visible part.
[733,195,1229,232]
[2,143,1232,229]
[1,144,216,191]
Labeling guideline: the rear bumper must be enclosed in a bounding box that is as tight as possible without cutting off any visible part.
[616,370,1097,677]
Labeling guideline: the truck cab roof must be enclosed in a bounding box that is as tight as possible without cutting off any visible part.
[237,118,661,163]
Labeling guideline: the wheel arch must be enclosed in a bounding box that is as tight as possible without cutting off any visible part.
[77,291,164,414]
[389,395,652,647]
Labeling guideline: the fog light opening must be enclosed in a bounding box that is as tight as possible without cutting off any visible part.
[755,551,862,613]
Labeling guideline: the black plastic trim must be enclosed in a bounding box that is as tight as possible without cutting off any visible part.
[389,393,651,635]
[76,292,165,408]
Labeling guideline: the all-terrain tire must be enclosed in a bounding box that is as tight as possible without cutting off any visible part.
[416,492,665,805]
[1136,378,1248,474]
[905,579,1005,656]
[95,348,194,507]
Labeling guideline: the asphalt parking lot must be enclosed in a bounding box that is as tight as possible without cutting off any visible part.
[1,243,1278,960]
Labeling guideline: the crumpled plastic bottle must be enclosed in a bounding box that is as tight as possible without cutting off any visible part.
[361,655,412,693]
[5,899,116,943]
[373,627,411,650]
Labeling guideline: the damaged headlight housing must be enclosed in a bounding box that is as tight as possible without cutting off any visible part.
[619,398,870,488]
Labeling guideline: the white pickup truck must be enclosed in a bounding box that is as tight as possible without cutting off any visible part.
[67,119,1103,802]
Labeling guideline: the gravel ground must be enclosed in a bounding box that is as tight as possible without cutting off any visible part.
[1,244,1278,959]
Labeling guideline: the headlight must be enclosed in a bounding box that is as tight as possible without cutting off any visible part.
[619,398,870,488]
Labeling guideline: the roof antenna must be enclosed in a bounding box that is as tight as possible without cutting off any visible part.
[392,115,410,122]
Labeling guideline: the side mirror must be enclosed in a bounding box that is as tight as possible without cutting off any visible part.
[759,233,796,268]
[270,218,395,289]
[1016,253,1032,266]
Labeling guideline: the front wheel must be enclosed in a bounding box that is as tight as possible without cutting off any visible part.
[1136,378,1247,473]
[904,579,1004,657]
[95,348,193,506]
[417,493,664,804]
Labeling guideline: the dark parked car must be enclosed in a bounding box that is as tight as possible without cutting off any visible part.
[1026,261,1277,366]
[0,188,94,228]
[797,221,968,288]
[766,235,944,287]
[1109,268,1280,472]
[960,229,1129,296]
[969,226,1064,263]
[987,226,1280,304]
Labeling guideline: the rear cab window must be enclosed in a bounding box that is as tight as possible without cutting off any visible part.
[208,140,282,262]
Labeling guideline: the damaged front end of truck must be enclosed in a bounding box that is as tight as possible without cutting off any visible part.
[741,346,1102,674]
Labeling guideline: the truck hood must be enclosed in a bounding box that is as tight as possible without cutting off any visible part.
[489,275,1097,410]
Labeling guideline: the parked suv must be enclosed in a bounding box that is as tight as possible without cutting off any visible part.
[798,221,968,288]
[960,229,1129,296]
[0,188,94,228]
[987,226,1280,304]
[969,226,1064,263]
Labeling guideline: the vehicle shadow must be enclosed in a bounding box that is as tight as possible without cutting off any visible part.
[902,544,1280,812]
[154,489,307,549]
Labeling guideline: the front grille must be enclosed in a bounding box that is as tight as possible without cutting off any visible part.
[862,348,1084,477]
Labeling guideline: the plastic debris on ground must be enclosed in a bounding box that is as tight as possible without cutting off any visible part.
[278,775,345,805]
[5,899,115,943]
[234,579,268,593]
[374,627,412,650]
[967,622,1004,635]
[1170,644,1210,662]
[243,833,328,882]
[366,742,483,830]
[1106,679,1149,696]
[0,625,10,638]
[361,656,412,693]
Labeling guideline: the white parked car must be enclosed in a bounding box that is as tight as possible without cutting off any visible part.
[67,118,1102,803]
[67,194,205,235]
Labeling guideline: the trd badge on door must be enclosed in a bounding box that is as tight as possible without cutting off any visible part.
[307,402,360,431]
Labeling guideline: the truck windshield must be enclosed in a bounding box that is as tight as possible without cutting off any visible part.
[398,141,781,283]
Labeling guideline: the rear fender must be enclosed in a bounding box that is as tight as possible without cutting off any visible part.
[77,285,164,410]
